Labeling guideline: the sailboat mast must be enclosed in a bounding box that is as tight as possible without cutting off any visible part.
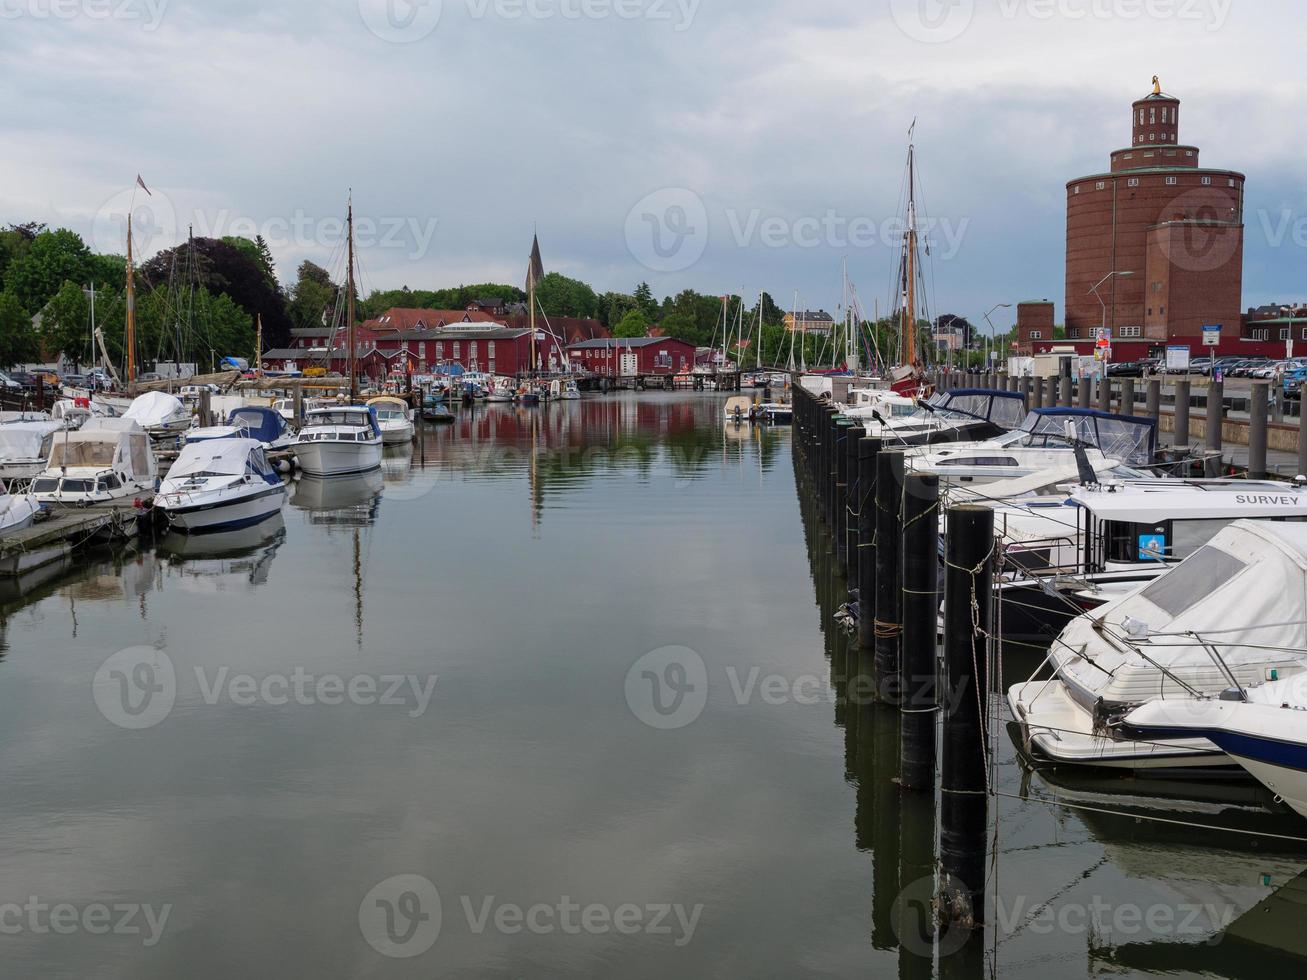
[125,213,136,390]
[347,196,358,402]
[905,143,918,370]
[255,313,263,373]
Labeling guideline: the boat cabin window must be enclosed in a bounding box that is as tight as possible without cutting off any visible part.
[98,474,122,492]
[945,457,1020,468]
[30,478,58,493]
[1101,517,1305,563]
[308,411,369,427]
[50,441,115,467]
[60,478,94,494]
[1139,545,1247,618]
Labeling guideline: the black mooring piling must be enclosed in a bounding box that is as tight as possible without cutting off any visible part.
[845,425,865,590]
[940,504,993,930]
[857,437,882,650]
[834,418,853,574]
[899,472,940,791]
[873,449,905,697]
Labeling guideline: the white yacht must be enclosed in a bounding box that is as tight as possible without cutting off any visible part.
[1009,521,1307,772]
[185,407,295,452]
[290,406,383,477]
[28,418,158,505]
[857,388,1027,444]
[906,408,1157,488]
[366,396,416,445]
[156,438,287,534]
[0,487,40,535]
[841,386,918,423]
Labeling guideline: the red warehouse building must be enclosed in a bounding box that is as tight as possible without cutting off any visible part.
[566,338,696,377]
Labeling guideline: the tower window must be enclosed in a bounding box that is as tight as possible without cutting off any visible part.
[1096,181,1106,191]
[1149,133,1156,141]
[1201,176,1211,185]
[1073,186,1080,195]
[1165,176,1178,186]
[1228,178,1236,187]
[1127,178,1140,188]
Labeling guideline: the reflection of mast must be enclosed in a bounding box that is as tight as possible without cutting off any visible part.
[353,527,363,648]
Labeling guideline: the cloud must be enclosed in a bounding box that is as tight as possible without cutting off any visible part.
[1,0,1302,319]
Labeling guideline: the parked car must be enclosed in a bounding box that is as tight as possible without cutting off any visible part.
[0,372,20,390]
[1284,365,1307,400]
[1188,356,1215,375]
[1227,357,1269,378]
[1107,360,1146,378]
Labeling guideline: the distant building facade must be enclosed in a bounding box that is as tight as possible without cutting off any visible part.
[782,310,835,336]
[567,337,696,377]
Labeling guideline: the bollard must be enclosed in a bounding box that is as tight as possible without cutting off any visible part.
[1058,375,1072,407]
[846,425,865,590]
[1205,380,1224,477]
[899,473,940,792]
[1098,375,1111,414]
[1018,375,1031,405]
[858,437,883,650]
[940,504,993,931]
[1146,378,1161,429]
[198,388,212,428]
[1077,376,1092,409]
[1174,379,1191,447]
[874,449,906,692]
[1249,382,1269,480]
[293,385,304,427]
[1030,377,1043,410]
[1120,378,1135,416]
[823,407,839,522]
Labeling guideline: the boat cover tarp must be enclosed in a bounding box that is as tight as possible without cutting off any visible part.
[47,420,157,480]
[123,391,187,427]
[226,407,288,443]
[167,438,271,481]
[0,421,62,459]
[1020,408,1156,465]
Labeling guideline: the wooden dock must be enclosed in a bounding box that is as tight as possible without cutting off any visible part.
[0,500,151,578]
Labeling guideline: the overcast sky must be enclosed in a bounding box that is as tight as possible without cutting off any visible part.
[3,0,1303,328]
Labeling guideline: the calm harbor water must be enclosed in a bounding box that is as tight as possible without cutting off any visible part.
[1,391,1304,978]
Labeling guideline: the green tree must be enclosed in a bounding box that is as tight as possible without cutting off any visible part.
[534,272,598,319]
[613,309,649,338]
[655,311,695,342]
[40,280,92,368]
[633,282,657,320]
[3,228,94,313]
[597,291,636,330]
[288,261,339,333]
[0,291,38,368]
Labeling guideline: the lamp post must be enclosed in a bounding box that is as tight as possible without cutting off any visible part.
[1089,271,1134,379]
[983,303,1012,374]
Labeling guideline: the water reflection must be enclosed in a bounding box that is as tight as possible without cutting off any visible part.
[290,470,384,527]
[156,514,287,588]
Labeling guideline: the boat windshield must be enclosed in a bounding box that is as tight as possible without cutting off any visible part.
[306,410,369,427]
[1138,545,1247,618]
[50,441,115,467]
[1014,412,1154,463]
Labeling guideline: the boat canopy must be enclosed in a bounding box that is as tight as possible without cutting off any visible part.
[1017,408,1157,465]
[1074,520,1307,671]
[304,405,382,438]
[0,420,62,459]
[123,391,188,427]
[167,438,276,481]
[226,406,289,443]
[46,419,156,480]
[923,389,1027,427]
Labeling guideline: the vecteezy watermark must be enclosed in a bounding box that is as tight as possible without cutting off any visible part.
[890,0,1232,43]
[359,875,443,958]
[623,190,970,274]
[892,875,1237,956]
[359,0,699,41]
[94,648,439,729]
[90,185,439,261]
[359,874,703,958]
[0,897,172,947]
[1255,208,1307,251]
[624,188,710,274]
[624,647,968,730]
[0,0,169,30]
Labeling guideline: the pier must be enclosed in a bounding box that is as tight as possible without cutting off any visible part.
[0,500,150,577]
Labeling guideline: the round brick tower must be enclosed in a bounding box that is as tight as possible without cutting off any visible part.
[1065,78,1245,345]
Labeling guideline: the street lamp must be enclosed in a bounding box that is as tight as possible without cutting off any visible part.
[983,303,1012,372]
[1089,270,1134,339]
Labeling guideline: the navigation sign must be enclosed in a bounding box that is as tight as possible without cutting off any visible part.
[1202,324,1221,347]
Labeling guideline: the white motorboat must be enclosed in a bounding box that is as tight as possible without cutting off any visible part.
[1009,521,1307,772]
[290,405,383,477]
[0,488,40,535]
[857,388,1027,445]
[272,397,299,424]
[989,476,1307,644]
[724,395,756,424]
[483,377,516,403]
[0,420,64,488]
[156,438,288,534]
[186,406,296,452]
[122,390,193,438]
[1126,672,1307,819]
[366,396,416,445]
[841,386,917,422]
[906,408,1157,488]
[27,418,158,505]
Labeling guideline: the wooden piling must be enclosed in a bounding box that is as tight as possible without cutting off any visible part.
[1249,381,1269,479]
[1205,380,1224,477]
[1120,378,1135,416]
[858,437,882,650]
[845,425,865,591]
[1173,379,1191,447]
[1146,378,1161,428]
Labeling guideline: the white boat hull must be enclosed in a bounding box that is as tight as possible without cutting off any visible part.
[291,438,383,477]
[159,484,287,534]
[379,421,415,445]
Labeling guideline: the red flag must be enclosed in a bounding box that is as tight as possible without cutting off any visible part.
[135,175,152,196]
